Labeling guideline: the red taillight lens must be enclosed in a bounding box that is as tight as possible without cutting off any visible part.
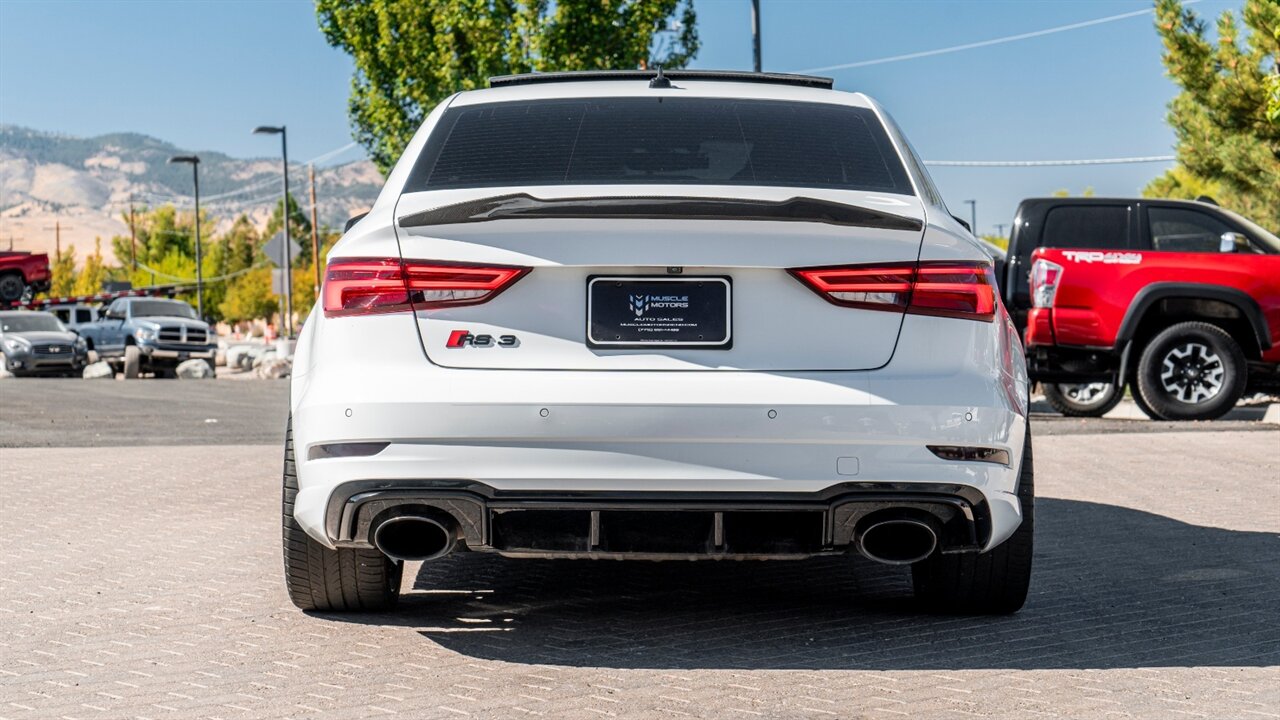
[789,261,996,321]
[323,258,528,317]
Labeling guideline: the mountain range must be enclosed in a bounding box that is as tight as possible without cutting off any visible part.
[0,125,382,265]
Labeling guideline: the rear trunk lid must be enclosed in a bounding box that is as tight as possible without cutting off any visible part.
[394,187,927,371]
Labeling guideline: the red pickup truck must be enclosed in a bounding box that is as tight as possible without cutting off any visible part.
[1006,198,1280,421]
[0,251,52,304]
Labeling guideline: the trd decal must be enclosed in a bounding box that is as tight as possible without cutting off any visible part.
[446,330,519,348]
[1061,250,1142,265]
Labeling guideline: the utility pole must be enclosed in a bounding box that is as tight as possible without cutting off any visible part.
[964,200,977,236]
[751,0,762,73]
[994,223,1007,238]
[42,221,74,261]
[308,163,321,294]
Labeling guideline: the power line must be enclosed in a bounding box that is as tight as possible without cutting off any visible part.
[925,155,1176,167]
[795,1,1202,74]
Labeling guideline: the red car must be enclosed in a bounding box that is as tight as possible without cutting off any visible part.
[0,251,51,305]
[1007,198,1280,420]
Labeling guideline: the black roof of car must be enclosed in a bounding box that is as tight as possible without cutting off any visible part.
[488,69,834,90]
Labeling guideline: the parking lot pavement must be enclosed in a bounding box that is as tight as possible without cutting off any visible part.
[2,424,1277,719]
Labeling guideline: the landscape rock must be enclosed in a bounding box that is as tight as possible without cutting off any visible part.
[82,361,114,379]
[256,357,291,379]
[0,366,13,379]
[252,350,277,369]
[176,359,215,379]
[225,345,254,371]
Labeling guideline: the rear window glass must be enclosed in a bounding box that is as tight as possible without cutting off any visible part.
[405,98,913,195]
[1041,205,1130,250]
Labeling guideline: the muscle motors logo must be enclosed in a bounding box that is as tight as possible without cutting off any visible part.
[1061,250,1143,265]
[628,294,689,317]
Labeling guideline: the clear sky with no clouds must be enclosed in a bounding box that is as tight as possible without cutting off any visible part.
[0,0,1244,235]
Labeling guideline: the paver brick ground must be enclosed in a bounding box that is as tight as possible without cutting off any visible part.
[1,430,1277,719]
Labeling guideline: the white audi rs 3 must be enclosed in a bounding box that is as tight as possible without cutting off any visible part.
[284,70,1032,614]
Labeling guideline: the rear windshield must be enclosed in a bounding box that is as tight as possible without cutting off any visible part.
[405,97,913,195]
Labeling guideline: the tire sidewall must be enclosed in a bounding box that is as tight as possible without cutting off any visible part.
[1136,323,1246,421]
[1044,382,1122,417]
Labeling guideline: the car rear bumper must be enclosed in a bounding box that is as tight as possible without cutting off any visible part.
[289,312,1028,556]
[324,479,992,560]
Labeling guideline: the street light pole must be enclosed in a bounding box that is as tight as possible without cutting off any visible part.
[254,125,293,338]
[168,155,203,318]
[751,0,762,73]
[964,199,977,236]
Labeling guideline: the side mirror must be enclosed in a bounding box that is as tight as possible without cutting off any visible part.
[1219,231,1249,253]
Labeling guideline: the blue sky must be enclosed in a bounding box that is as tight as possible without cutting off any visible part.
[0,0,1241,235]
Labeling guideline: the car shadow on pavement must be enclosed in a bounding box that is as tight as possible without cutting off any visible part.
[320,498,1280,670]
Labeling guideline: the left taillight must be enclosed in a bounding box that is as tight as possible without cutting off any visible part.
[789,261,996,321]
[323,258,528,317]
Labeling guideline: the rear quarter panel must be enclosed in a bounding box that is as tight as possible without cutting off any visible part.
[1032,248,1280,359]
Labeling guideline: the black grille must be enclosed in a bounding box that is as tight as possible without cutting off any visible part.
[156,326,209,345]
[33,344,71,355]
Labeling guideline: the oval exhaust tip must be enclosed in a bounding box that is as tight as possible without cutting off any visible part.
[856,518,938,565]
[373,515,456,562]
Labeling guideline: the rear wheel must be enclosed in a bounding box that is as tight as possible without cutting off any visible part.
[1134,322,1246,421]
[282,416,401,612]
[1043,382,1122,417]
[912,427,1034,614]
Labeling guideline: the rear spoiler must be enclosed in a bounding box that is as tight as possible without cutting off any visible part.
[399,194,923,233]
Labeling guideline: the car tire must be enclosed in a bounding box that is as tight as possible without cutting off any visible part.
[1042,382,1123,417]
[0,273,24,303]
[912,426,1033,615]
[1134,322,1246,421]
[1130,386,1160,420]
[123,346,140,379]
[282,416,401,612]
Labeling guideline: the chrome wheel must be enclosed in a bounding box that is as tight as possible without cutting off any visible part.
[1059,382,1112,408]
[1159,342,1224,404]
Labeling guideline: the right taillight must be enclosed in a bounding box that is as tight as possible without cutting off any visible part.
[1029,258,1063,309]
[789,261,996,321]
[323,258,528,317]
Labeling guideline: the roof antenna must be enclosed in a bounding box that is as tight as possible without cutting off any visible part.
[649,65,672,89]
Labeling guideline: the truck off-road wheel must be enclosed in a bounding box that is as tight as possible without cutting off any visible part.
[1043,382,1123,417]
[1135,322,1246,421]
[912,428,1034,614]
[122,346,141,379]
[282,417,400,612]
[0,273,24,303]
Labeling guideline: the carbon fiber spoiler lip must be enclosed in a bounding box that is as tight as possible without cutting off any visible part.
[398,193,924,233]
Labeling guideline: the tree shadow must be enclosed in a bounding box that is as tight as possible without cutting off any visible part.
[318,498,1280,670]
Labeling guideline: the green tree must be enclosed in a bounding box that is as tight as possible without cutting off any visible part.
[220,268,279,323]
[316,0,699,172]
[264,194,314,264]
[72,238,108,296]
[49,245,77,297]
[1155,0,1280,231]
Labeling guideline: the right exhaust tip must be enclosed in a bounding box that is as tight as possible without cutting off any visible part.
[372,515,457,562]
[855,517,939,565]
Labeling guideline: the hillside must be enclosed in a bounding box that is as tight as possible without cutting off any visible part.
[0,125,382,265]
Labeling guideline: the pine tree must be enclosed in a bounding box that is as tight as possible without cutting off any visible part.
[1154,0,1280,231]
